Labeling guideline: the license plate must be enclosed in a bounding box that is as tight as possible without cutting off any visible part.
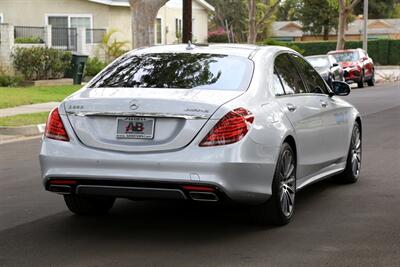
[116,117,155,139]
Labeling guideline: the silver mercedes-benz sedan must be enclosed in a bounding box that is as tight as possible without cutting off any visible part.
[40,44,362,225]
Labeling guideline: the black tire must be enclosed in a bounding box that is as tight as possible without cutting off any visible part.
[367,70,375,86]
[251,143,296,226]
[336,123,362,184]
[64,195,115,215]
[357,71,365,88]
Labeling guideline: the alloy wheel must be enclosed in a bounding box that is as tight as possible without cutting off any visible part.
[351,126,362,178]
[279,149,296,217]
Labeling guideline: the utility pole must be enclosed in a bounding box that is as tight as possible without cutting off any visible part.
[182,0,192,43]
[363,0,368,51]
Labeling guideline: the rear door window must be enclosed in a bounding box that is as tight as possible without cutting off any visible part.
[274,53,307,95]
[290,54,329,94]
[89,53,254,91]
[273,67,285,96]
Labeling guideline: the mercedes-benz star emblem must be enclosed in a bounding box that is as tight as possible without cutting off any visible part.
[129,101,139,110]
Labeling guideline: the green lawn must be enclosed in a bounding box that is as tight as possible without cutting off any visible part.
[0,112,49,126]
[0,85,81,109]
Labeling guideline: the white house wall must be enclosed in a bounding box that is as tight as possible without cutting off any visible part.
[0,0,210,47]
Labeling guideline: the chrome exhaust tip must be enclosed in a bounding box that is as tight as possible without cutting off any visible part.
[48,185,72,195]
[189,191,219,202]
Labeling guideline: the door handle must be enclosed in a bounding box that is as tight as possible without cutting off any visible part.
[286,103,297,112]
[320,101,328,108]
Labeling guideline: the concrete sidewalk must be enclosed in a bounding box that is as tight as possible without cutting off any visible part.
[0,102,60,118]
[375,65,400,83]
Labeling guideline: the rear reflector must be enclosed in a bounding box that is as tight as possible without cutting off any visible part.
[48,179,77,185]
[45,107,69,142]
[182,185,216,192]
[199,107,254,147]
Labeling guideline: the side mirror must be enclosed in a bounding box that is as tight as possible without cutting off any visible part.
[330,81,351,96]
[332,62,339,67]
[362,56,368,61]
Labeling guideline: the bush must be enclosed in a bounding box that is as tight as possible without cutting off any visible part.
[12,47,72,80]
[388,40,400,65]
[84,57,107,77]
[0,75,23,87]
[15,37,44,44]
[293,41,337,56]
[260,39,305,54]
[208,29,229,43]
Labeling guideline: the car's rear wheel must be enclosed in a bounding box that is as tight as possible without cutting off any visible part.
[251,142,296,226]
[64,195,115,215]
[336,123,362,183]
[357,71,365,88]
[367,70,375,86]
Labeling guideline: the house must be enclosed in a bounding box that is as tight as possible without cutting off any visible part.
[272,19,400,42]
[0,0,214,46]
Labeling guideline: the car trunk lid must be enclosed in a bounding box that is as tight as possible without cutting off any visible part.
[65,87,242,152]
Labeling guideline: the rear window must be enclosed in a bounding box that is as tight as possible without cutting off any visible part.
[330,51,359,62]
[307,56,330,68]
[89,53,254,91]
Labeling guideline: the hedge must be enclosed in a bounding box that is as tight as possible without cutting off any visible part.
[12,47,72,80]
[290,39,400,65]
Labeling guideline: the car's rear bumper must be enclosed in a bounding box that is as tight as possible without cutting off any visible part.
[40,137,278,204]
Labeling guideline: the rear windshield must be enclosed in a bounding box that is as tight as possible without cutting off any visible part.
[307,56,330,68]
[330,52,359,62]
[89,53,254,91]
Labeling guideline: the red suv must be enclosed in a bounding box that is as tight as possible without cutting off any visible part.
[328,48,375,88]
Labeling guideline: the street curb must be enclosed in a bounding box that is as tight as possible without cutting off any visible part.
[375,65,400,70]
[0,123,45,136]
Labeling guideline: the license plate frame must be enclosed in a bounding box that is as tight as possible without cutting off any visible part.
[116,117,155,139]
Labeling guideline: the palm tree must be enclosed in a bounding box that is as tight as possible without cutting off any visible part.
[100,29,129,63]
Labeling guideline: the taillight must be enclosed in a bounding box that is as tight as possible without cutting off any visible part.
[45,107,69,142]
[199,107,254,147]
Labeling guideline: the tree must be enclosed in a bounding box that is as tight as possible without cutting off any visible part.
[337,0,362,50]
[354,0,396,19]
[128,0,169,48]
[393,3,400,18]
[276,0,301,21]
[299,0,338,40]
[207,0,248,42]
[247,0,282,44]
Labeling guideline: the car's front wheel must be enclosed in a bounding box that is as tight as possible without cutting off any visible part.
[64,195,115,215]
[367,70,375,86]
[336,123,362,183]
[357,71,365,88]
[251,142,296,226]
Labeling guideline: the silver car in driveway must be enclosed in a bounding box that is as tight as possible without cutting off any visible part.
[40,44,362,225]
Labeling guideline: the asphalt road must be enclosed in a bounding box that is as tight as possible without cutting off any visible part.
[0,83,399,267]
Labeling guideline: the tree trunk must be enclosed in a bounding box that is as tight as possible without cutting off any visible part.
[336,0,361,50]
[129,0,169,48]
[247,0,257,44]
[336,2,348,50]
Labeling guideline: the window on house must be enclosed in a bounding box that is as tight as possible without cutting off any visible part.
[155,18,162,44]
[70,17,92,43]
[47,15,93,47]
[0,14,4,24]
[175,18,182,39]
